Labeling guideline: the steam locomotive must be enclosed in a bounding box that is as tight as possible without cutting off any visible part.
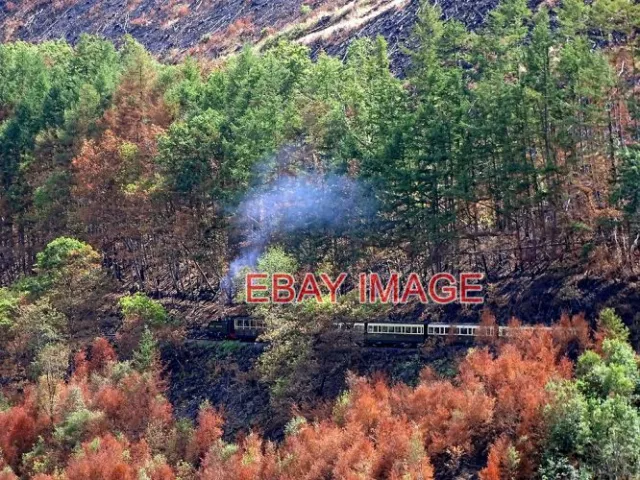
[203,317,545,345]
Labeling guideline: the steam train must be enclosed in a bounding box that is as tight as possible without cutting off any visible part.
[203,317,548,345]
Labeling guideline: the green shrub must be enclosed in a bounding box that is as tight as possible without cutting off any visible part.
[0,288,20,329]
[35,237,99,273]
[118,292,169,327]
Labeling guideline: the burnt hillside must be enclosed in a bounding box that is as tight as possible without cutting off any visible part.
[1,0,536,71]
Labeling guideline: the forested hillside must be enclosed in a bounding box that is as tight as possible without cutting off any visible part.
[1,0,640,478]
[0,0,638,292]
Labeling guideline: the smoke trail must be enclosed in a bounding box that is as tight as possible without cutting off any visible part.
[223,173,376,297]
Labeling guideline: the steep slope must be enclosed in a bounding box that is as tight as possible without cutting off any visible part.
[0,0,530,71]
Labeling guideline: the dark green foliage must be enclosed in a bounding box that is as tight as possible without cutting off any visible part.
[157,109,224,203]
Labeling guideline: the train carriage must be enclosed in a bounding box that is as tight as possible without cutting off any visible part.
[232,317,267,339]
[366,323,425,344]
[205,317,553,346]
[427,323,484,340]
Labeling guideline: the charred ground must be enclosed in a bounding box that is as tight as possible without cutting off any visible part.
[1,0,540,72]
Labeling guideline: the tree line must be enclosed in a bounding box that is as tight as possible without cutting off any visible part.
[0,0,638,295]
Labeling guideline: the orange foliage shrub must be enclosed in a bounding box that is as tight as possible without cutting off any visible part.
[65,434,137,480]
[0,405,38,469]
[188,404,224,462]
[479,436,518,480]
[552,312,591,352]
[476,308,498,344]
[0,319,590,479]
[63,434,175,480]
[88,337,117,374]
